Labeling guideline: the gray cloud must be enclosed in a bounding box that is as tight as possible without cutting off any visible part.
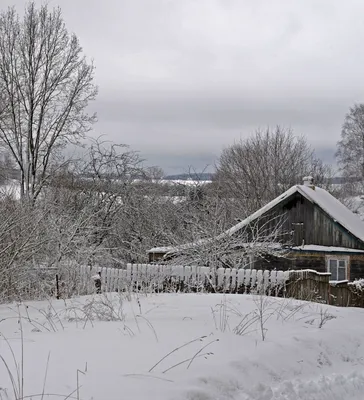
[4,0,364,173]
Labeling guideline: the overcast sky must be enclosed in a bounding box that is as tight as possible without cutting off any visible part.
[5,0,364,174]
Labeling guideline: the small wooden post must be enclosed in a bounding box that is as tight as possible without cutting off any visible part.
[55,274,60,299]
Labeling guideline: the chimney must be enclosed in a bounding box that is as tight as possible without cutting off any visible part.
[303,176,315,189]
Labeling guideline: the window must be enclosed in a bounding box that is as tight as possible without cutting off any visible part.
[327,257,348,281]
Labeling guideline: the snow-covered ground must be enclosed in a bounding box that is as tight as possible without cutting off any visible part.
[1,293,364,400]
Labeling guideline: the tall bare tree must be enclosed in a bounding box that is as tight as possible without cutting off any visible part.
[336,104,364,194]
[215,126,332,216]
[0,2,97,202]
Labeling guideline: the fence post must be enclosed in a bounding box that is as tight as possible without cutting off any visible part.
[55,274,60,299]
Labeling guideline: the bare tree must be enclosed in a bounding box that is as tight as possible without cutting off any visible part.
[215,126,332,216]
[336,104,364,194]
[0,2,97,202]
[146,165,164,181]
[0,148,14,184]
[41,139,158,267]
[161,212,289,268]
[0,199,50,300]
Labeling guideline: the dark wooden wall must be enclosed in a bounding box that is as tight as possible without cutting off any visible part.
[149,252,167,262]
[250,192,364,250]
[349,255,364,281]
[253,252,326,274]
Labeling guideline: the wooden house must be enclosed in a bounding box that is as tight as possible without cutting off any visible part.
[148,177,364,281]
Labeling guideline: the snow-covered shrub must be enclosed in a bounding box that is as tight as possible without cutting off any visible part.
[65,294,125,323]
[348,279,364,292]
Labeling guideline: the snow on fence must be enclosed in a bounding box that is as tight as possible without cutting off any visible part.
[70,264,291,296]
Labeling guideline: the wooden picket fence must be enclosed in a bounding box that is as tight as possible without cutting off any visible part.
[283,270,364,308]
[65,264,290,297]
[56,264,364,308]
[4,263,363,307]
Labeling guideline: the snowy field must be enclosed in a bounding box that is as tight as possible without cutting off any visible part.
[1,293,364,400]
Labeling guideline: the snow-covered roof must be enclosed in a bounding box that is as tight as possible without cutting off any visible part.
[148,238,209,254]
[222,184,364,242]
[222,185,298,237]
[297,185,364,242]
[149,184,364,254]
[291,245,364,253]
[148,246,176,253]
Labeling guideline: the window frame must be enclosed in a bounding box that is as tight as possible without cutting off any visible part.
[325,255,349,281]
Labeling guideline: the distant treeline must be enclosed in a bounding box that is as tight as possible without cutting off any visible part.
[163,174,360,185]
[164,172,214,181]
[0,167,362,185]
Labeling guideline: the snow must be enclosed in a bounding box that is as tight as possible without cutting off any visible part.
[160,179,212,186]
[330,280,349,286]
[91,273,101,280]
[149,238,211,254]
[291,244,364,253]
[149,241,282,255]
[289,269,331,276]
[348,279,364,291]
[1,293,364,399]
[149,246,176,253]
